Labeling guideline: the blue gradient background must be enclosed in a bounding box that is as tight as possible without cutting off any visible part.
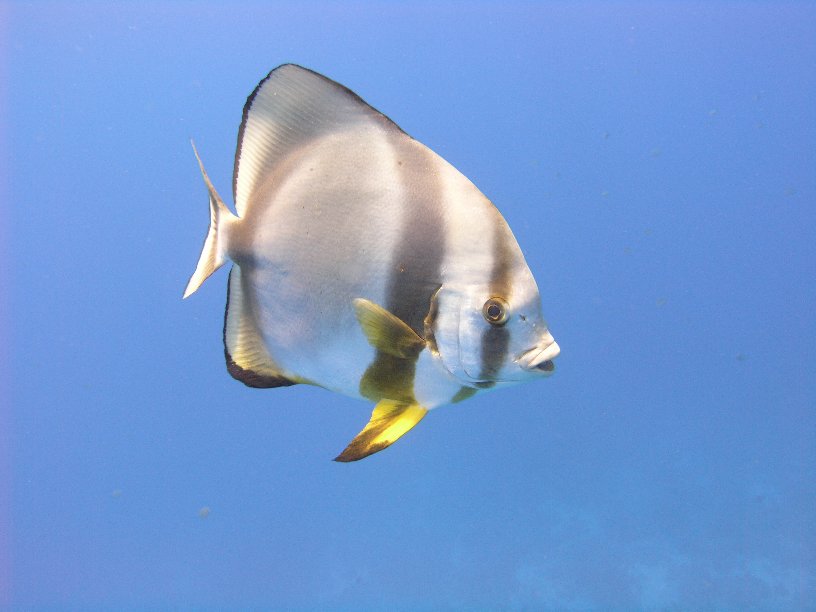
[3,2,815,609]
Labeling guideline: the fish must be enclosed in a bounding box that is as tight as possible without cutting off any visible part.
[184,64,560,462]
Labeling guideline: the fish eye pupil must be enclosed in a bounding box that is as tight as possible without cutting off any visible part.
[482,298,508,325]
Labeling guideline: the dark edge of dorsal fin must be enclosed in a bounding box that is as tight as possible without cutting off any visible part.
[232,68,271,204]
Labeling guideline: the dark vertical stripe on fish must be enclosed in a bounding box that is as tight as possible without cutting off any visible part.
[359,136,446,403]
[384,142,446,334]
[479,219,514,383]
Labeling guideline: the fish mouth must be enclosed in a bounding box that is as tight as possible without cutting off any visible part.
[518,333,560,374]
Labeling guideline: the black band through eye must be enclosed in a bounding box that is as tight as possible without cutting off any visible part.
[482,297,509,325]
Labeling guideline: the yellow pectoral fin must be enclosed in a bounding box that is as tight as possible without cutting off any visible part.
[353,298,425,359]
[334,400,428,462]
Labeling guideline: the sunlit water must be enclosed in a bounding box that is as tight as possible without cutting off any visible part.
[3,3,814,609]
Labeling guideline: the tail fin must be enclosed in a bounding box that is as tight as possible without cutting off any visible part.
[183,141,237,299]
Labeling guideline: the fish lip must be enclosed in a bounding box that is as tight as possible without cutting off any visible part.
[457,336,561,385]
[518,336,560,372]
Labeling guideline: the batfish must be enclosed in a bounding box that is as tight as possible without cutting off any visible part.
[184,64,560,461]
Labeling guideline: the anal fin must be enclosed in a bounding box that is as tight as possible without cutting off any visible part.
[224,266,297,388]
[334,400,428,462]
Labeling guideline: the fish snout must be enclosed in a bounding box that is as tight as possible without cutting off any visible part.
[519,332,560,375]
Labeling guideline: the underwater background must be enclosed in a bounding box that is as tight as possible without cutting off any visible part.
[2,2,814,609]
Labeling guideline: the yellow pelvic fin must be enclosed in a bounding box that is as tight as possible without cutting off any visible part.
[353,298,425,359]
[334,400,428,462]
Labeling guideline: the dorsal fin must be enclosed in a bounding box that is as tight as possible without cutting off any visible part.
[233,64,405,217]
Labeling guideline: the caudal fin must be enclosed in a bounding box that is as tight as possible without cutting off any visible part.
[183,141,237,299]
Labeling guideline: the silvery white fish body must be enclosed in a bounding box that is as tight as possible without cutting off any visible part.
[185,64,560,461]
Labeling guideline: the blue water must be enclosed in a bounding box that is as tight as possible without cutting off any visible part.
[3,2,814,609]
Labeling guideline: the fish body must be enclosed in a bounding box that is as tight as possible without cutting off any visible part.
[185,64,560,461]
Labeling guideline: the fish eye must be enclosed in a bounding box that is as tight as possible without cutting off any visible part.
[482,297,509,326]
